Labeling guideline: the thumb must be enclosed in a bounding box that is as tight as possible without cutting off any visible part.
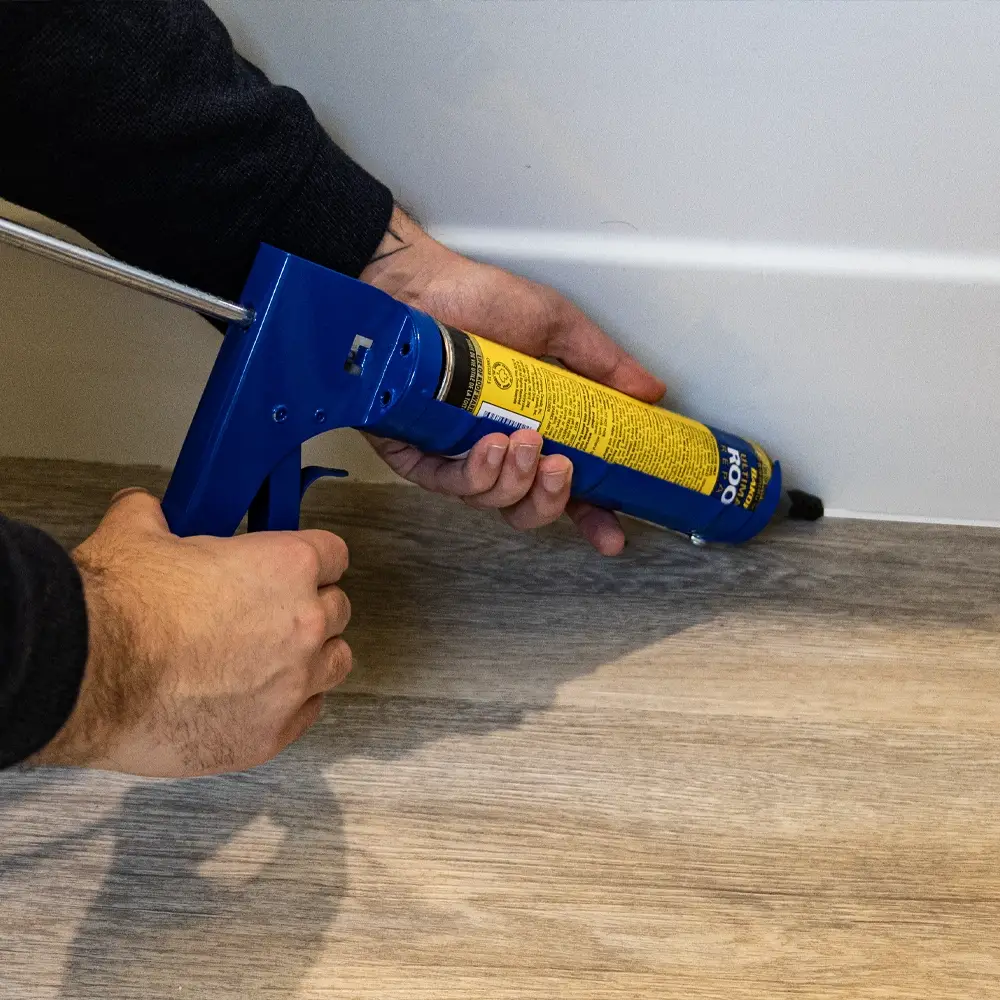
[549,305,666,405]
[101,487,172,537]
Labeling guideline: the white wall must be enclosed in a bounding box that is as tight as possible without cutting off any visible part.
[3,1,1000,521]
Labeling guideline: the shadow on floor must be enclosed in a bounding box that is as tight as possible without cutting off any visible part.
[60,538,716,995]
[6,475,989,997]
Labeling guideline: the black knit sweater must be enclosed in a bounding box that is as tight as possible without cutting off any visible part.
[0,0,394,767]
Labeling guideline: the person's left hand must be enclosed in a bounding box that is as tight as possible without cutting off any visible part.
[360,207,666,556]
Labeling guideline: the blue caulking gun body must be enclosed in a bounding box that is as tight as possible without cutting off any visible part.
[160,244,783,542]
[0,218,787,542]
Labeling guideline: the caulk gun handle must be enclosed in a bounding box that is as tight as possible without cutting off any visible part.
[161,244,407,537]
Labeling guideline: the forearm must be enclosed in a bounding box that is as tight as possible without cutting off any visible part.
[0,0,396,769]
[0,0,393,299]
[0,516,88,769]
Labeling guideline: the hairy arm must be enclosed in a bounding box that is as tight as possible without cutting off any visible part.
[0,0,390,769]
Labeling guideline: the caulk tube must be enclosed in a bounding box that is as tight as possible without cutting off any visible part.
[432,324,782,543]
[367,312,782,544]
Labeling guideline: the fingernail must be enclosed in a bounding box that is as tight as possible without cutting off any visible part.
[514,442,539,472]
[542,469,568,493]
[486,443,506,469]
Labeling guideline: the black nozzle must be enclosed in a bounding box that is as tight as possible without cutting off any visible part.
[786,489,824,521]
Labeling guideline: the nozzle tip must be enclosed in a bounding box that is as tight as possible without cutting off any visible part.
[786,489,824,521]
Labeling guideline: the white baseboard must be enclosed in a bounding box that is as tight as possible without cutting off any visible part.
[433,226,1000,286]
[824,509,1000,529]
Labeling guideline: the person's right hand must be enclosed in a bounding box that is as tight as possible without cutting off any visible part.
[32,488,352,777]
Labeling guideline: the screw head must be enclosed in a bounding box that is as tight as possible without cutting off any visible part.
[272,404,289,423]
[313,408,326,424]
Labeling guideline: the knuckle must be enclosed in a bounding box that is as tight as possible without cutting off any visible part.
[498,481,533,508]
[459,473,494,500]
[467,474,531,510]
[533,485,568,520]
[450,447,503,498]
[503,495,559,532]
[311,530,349,578]
[501,507,534,532]
[462,490,498,510]
[278,534,320,576]
[326,638,353,686]
[297,542,321,578]
[331,636,352,668]
[322,587,351,634]
[438,468,477,498]
[532,506,564,529]
[335,589,352,629]
[331,533,350,575]
[462,469,493,497]
[294,602,327,647]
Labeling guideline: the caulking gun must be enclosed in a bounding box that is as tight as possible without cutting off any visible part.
[1,217,820,543]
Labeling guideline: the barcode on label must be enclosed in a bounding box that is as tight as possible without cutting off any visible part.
[476,402,541,432]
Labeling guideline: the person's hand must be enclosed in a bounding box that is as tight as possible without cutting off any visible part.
[31,489,351,777]
[360,207,666,557]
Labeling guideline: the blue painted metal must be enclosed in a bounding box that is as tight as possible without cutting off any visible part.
[161,245,782,544]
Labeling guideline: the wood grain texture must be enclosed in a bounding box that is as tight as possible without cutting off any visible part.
[1,456,999,999]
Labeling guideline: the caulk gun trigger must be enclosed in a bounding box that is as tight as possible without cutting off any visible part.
[301,465,349,498]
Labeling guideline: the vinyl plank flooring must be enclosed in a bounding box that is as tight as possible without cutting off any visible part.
[1,456,999,999]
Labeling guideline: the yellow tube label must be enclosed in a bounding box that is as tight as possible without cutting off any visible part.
[441,327,720,494]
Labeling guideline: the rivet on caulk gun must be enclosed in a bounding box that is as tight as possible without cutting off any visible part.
[272,404,289,423]
[313,409,326,424]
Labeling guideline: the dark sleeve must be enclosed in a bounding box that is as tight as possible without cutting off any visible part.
[0,517,88,769]
[0,0,395,301]
[0,0,395,766]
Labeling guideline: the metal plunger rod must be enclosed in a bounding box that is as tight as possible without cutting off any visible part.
[0,216,253,326]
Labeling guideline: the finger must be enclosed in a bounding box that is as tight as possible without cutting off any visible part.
[362,433,429,480]
[366,431,503,494]
[318,585,351,639]
[499,453,573,531]
[296,529,349,586]
[100,487,171,536]
[565,500,626,556]
[547,301,666,404]
[308,636,353,696]
[371,431,511,497]
[427,433,511,496]
[463,430,543,510]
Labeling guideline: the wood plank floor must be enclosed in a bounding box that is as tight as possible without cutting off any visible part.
[1,456,999,999]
